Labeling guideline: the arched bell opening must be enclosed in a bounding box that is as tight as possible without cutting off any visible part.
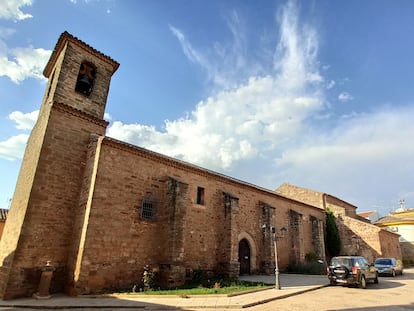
[75,61,96,96]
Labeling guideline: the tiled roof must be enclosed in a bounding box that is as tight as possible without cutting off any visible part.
[375,213,414,225]
[358,211,376,218]
[43,31,120,78]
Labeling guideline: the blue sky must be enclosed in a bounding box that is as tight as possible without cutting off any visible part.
[1,0,414,217]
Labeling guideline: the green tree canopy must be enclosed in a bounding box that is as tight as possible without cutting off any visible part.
[326,209,341,257]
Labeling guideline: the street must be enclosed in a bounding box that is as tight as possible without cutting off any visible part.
[243,268,414,311]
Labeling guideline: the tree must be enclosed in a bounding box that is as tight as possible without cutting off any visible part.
[326,209,341,258]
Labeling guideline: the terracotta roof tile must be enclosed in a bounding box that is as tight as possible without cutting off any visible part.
[43,31,119,78]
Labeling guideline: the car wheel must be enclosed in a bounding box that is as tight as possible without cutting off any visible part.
[359,275,367,289]
[392,270,396,277]
[374,273,379,284]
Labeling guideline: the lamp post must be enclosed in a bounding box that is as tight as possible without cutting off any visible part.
[269,226,287,290]
[273,226,287,289]
[352,235,361,255]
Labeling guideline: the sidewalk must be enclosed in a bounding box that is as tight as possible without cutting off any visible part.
[0,274,328,310]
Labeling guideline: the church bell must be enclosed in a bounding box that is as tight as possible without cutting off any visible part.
[76,74,92,94]
[75,62,96,96]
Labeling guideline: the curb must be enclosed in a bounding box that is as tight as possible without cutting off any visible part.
[0,284,329,309]
[242,284,329,308]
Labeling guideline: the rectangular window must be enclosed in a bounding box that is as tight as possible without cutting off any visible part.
[196,187,205,205]
[141,195,156,220]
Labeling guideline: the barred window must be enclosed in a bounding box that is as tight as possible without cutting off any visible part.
[141,194,156,220]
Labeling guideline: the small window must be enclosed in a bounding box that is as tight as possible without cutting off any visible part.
[196,187,205,205]
[141,194,156,220]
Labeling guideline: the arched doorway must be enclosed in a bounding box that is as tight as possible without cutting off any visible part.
[238,239,251,275]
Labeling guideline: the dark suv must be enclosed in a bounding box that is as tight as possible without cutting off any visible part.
[327,256,378,288]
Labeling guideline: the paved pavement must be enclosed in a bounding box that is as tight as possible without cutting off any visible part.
[0,274,328,310]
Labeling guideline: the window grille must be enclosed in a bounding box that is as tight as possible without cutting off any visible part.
[141,194,156,220]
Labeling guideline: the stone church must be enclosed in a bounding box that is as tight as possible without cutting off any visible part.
[0,32,398,299]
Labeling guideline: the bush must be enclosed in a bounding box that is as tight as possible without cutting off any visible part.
[305,252,319,263]
[326,210,341,257]
[286,262,327,275]
[142,265,156,291]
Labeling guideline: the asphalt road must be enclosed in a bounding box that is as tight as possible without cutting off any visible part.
[243,268,414,311]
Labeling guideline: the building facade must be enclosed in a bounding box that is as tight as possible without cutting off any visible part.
[276,183,402,263]
[0,32,326,299]
[375,209,414,262]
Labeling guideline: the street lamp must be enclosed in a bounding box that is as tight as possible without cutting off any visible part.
[262,225,287,290]
[352,235,361,256]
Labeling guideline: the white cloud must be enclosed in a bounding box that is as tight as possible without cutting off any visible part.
[0,133,29,161]
[0,110,38,161]
[105,1,414,217]
[170,10,261,90]
[0,0,33,21]
[273,0,322,89]
[0,5,51,84]
[108,1,324,171]
[326,80,335,89]
[104,112,112,121]
[0,27,16,39]
[274,105,414,213]
[0,46,51,83]
[9,110,38,130]
[338,92,353,102]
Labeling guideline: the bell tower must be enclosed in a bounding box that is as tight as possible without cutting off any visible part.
[0,32,119,299]
[42,31,119,118]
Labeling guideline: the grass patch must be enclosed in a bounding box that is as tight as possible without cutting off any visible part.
[118,279,272,296]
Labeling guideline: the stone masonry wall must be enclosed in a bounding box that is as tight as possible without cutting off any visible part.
[325,196,357,218]
[0,92,55,299]
[276,183,324,209]
[0,104,107,299]
[379,229,402,260]
[337,215,401,263]
[71,137,326,294]
[401,242,414,261]
[49,37,117,119]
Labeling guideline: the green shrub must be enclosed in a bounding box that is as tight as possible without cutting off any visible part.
[142,265,156,291]
[305,252,319,263]
[326,210,341,257]
[286,262,327,275]
[403,259,414,266]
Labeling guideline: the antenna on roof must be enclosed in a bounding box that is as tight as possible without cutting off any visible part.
[396,199,406,212]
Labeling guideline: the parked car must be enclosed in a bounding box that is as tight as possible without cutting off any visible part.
[374,258,403,277]
[327,256,378,289]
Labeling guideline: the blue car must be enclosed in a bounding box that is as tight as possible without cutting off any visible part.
[374,258,403,277]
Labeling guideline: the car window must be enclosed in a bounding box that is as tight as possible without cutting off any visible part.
[331,258,352,269]
[359,258,368,267]
[375,259,392,265]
